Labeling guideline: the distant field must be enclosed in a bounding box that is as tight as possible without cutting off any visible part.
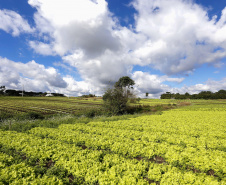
[0,96,103,117]
[0,96,173,117]
[0,96,225,117]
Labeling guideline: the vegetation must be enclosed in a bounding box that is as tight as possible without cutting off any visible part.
[0,86,5,95]
[161,90,226,99]
[0,96,104,120]
[0,88,65,97]
[0,100,225,184]
[80,94,96,98]
[103,76,137,115]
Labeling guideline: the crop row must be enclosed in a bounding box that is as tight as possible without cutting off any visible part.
[0,97,103,117]
[28,117,226,180]
[1,129,224,184]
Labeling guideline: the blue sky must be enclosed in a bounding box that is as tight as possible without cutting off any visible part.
[0,0,226,97]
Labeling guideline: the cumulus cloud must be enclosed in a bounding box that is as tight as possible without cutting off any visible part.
[27,0,226,79]
[171,78,226,95]
[0,57,67,91]
[132,71,226,98]
[62,49,136,86]
[28,0,121,56]
[131,71,185,98]
[132,0,226,74]
[62,76,103,96]
[0,57,102,97]
[0,9,34,36]
[29,41,55,56]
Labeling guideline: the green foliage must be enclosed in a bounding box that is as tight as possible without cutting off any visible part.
[103,76,136,115]
[0,86,5,95]
[129,97,141,103]
[81,94,96,98]
[26,112,44,120]
[161,89,226,99]
[114,76,135,89]
[84,109,102,118]
[0,112,13,121]
[103,87,128,115]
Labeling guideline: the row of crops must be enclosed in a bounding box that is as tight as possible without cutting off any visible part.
[1,96,224,117]
[0,96,182,118]
[0,102,225,184]
[0,97,103,116]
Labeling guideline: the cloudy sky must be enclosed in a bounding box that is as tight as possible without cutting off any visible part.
[0,0,226,98]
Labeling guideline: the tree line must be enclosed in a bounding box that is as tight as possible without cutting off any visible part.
[160,90,226,99]
[0,87,64,97]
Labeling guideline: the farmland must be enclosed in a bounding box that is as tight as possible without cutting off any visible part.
[0,96,103,117]
[0,97,226,184]
[0,96,182,119]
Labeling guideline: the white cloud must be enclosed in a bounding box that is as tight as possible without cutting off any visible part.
[132,0,226,74]
[161,76,185,83]
[29,0,107,26]
[27,0,226,78]
[171,78,226,95]
[132,71,226,98]
[0,9,34,36]
[0,57,67,91]
[63,76,102,96]
[132,71,185,98]
[28,0,121,56]
[29,41,55,55]
[0,57,103,96]
[62,49,136,87]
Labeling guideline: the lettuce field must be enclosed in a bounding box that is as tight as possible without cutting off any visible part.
[0,97,226,184]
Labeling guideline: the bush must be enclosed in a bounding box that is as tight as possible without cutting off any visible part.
[103,87,128,115]
[129,97,141,103]
[26,112,44,120]
[84,109,102,118]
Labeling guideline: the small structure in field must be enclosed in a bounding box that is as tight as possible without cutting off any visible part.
[46,93,53,97]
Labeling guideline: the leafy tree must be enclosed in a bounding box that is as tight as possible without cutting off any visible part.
[0,86,5,95]
[161,89,226,99]
[103,76,135,115]
[103,87,128,115]
[114,76,135,99]
[114,76,135,89]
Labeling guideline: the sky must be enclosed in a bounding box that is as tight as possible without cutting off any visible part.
[0,0,226,98]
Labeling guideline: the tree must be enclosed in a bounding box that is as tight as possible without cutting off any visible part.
[103,87,128,115]
[114,76,135,98]
[216,90,226,99]
[114,76,135,89]
[103,76,135,115]
[0,86,5,95]
[145,92,149,98]
[161,92,173,99]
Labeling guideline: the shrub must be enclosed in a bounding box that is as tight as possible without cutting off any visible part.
[129,97,141,103]
[103,87,128,115]
[26,112,44,120]
[84,109,102,118]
